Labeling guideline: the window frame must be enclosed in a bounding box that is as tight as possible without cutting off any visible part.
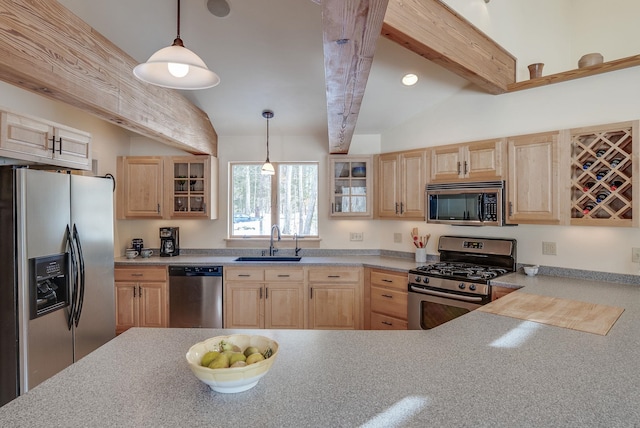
[229,161,319,238]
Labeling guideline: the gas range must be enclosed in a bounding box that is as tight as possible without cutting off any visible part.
[408,236,517,300]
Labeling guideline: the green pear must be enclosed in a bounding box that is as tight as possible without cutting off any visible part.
[208,354,230,369]
[200,351,220,367]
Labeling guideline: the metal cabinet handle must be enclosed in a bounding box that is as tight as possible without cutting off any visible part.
[157,204,160,214]
[382,279,393,283]
[331,202,334,214]
[259,288,263,299]
[382,321,393,326]
[400,202,404,214]
[328,275,340,278]
[395,202,399,214]
[381,294,393,298]
[238,274,251,277]
[457,161,461,175]
[133,285,136,298]
[309,287,313,299]
[277,274,290,278]
[138,285,142,297]
[509,201,514,217]
[265,287,268,299]
[463,161,468,175]
[131,273,143,277]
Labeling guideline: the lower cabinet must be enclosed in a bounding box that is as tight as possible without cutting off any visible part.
[308,267,363,330]
[114,266,168,335]
[224,267,305,329]
[365,268,408,330]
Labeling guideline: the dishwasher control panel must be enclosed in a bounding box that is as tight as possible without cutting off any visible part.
[169,266,222,276]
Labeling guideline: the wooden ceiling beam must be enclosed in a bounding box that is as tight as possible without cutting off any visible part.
[0,0,217,155]
[322,0,389,154]
[381,0,516,95]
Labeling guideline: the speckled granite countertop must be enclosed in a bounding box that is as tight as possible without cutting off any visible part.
[1,272,639,426]
[115,254,422,273]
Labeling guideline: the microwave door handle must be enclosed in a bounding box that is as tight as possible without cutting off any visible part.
[478,195,484,222]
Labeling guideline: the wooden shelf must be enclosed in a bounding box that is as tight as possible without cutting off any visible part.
[508,54,640,92]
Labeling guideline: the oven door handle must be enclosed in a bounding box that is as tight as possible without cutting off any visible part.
[410,285,485,303]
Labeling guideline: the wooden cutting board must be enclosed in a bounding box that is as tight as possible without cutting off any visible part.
[478,292,624,335]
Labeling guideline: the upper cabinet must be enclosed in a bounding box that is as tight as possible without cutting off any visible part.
[569,121,638,227]
[506,131,562,225]
[430,139,504,182]
[329,155,372,218]
[117,155,218,220]
[376,149,428,219]
[0,110,91,170]
[165,156,218,219]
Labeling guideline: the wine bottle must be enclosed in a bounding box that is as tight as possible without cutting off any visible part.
[582,161,593,170]
[582,203,595,214]
[595,149,606,157]
[596,169,609,180]
[596,191,610,203]
[610,158,622,168]
[610,180,623,191]
[582,181,595,192]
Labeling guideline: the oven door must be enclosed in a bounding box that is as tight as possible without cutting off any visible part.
[408,287,483,330]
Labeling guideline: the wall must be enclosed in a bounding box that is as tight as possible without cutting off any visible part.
[378,0,640,275]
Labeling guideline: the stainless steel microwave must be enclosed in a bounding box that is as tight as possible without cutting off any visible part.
[426,181,506,226]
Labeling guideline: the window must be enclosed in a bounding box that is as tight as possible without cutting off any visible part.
[230,162,318,237]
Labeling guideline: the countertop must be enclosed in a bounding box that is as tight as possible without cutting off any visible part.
[1,273,640,426]
[115,254,422,274]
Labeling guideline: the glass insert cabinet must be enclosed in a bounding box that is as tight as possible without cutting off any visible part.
[328,155,372,218]
[167,156,214,218]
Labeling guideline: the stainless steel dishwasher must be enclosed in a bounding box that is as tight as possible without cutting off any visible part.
[169,266,223,328]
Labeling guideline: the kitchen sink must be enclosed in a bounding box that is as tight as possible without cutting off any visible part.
[234,256,302,262]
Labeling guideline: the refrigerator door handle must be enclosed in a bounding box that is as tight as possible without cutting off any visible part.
[65,225,77,331]
[72,224,86,327]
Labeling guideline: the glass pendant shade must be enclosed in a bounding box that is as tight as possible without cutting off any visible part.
[261,161,275,175]
[134,42,220,90]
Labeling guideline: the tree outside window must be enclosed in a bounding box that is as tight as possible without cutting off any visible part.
[230,162,318,237]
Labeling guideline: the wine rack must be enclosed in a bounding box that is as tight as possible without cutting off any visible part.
[570,121,637,226]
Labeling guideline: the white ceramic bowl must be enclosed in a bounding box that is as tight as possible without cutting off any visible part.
[186,334,278,393]
[524,265,539,276]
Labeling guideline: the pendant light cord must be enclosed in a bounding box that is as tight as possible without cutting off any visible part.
[173,0,184,47]
[265,116,270,162]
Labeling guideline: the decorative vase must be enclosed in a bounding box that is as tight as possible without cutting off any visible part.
[415,248,427,263]
[528,63,544,79]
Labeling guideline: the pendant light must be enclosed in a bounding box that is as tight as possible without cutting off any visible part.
[133,0,220,90]
[261,110,275,175]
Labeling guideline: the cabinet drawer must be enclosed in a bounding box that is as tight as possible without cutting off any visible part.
[370,270,407,292]
[115,267,167,282]
[370,285,407,320]
[370,312,407,330]
[308,268,360,283]
[265,269,304,282]
[225,268,264,281]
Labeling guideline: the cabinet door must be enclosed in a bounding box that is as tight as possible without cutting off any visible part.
[329,156,372,218]
[0,111,54,161]
[431,145,463,181]
[507,132,561,224]
[115,282,137,335]
[138,282,167,328]
[265,283,305,329]
[117,157,164,219]
[309,285,359,329]
[225,283,263,329]
[370,312,408,330]
[377,153,399,218]
[466,140,503,181]
[165,156,212,219]
[370,286,408,320]
[52,126,91,170]
[400,150,427,218]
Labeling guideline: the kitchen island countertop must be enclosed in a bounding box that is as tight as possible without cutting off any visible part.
[1,274,639,426]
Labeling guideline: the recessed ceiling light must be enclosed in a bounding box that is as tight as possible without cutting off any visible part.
[402,73,418,86]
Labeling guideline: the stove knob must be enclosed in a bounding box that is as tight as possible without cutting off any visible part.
[469,284,477,291]
[414,276,421,283]
[458,283,466,290]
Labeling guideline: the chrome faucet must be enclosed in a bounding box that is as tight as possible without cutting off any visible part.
[294,233,301,256]
[269,224,281,256]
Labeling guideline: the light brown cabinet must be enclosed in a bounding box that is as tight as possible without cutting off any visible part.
[308,267,362,329]
[0,110,91,170]
[329,155,372,218]
[224,267,305,329]
[116,155,218,220]
[114,266,168,335]
[377,149,428,219]
[365,268,407,330]
[491,285,517,301]
[506,131,562,225]
[569,121,638,227]
[430,139,503,182]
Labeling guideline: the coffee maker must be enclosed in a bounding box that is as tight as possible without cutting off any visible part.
[159,227,179,257]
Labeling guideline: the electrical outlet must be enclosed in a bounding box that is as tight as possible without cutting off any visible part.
[542,241,557,256]
[632,248,640,263]
[393,233,403,243]
[350,232,363,242]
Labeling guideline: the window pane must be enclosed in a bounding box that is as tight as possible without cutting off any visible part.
[278,164,318,236]
[231,164,271,236]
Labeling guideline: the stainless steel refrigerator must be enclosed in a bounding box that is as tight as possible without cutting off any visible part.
[0,167,115,407]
